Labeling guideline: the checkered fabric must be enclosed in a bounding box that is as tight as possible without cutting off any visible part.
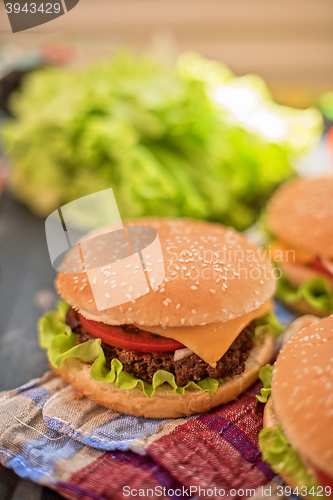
[0,304,296,500]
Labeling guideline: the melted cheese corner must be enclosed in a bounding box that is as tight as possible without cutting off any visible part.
[137,301,272,366]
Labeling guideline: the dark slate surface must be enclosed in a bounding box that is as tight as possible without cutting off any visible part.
[0,190,63,500]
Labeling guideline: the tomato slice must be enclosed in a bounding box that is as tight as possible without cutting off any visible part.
[78,313,185,353]
[313,466,333,498]
[311,257,333,277]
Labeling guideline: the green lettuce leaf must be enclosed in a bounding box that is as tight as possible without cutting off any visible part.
[277,274,333,314]
[254,311,284,339]
[256,364,274,403]
[2,51,322,231]
[38,301,281,398]
[259,426,319,491]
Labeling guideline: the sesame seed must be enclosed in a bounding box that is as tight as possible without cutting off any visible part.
[112,284,117,288]
[210,289,216,294]
[105,293,110,298]
[175,303,181,309]
[121,282,127,287]
[88,299,93,303]
[119,307,124,313]
[180,318,185,325]
[126,264,131,268]
[164,316,169,322]
[191,309,197,314]
[163,300,169,306]
[104,280,108,285]
[73,287,77,292]
[191,286,197,290]
[80,286,85,291]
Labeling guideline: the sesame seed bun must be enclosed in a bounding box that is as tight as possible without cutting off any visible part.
[269,315,333,480]
[56,218,276,327]
[266,176,333,260]
[54,332,274,418]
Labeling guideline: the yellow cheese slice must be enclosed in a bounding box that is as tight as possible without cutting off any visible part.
[136,301,272,366]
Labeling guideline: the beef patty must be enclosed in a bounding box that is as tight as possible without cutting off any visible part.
[66,308,254,386]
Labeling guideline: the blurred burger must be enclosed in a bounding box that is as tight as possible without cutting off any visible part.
[259,315,333,497]
[266,176,333,317]
[39,218,280,418]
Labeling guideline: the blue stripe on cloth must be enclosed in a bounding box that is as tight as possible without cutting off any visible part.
[43,413,174,451]
[4,432,85,484]
[199,415,275,481]
[16,378,44,393]
[274,300,296,325]
[19,386,52,409]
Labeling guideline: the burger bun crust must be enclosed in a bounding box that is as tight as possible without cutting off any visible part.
[56,218,276,328]
[270,316,333,479]
[266,176,333,260]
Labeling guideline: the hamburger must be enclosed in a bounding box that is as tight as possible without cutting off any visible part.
[265,176,333,317]
[259,315,333,497]
[39,218,280,418]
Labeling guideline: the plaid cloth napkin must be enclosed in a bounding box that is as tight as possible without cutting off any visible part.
[0,303,296,500]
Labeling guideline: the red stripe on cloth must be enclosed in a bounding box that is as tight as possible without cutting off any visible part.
[200,382,267,447]
[147,382,272,499]
[57,452,167,500]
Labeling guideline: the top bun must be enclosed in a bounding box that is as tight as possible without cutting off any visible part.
[266,176,333,260]
[56,218,276,327]
[271,315,333,478]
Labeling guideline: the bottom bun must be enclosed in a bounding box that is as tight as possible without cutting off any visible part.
[55,333,274,418]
